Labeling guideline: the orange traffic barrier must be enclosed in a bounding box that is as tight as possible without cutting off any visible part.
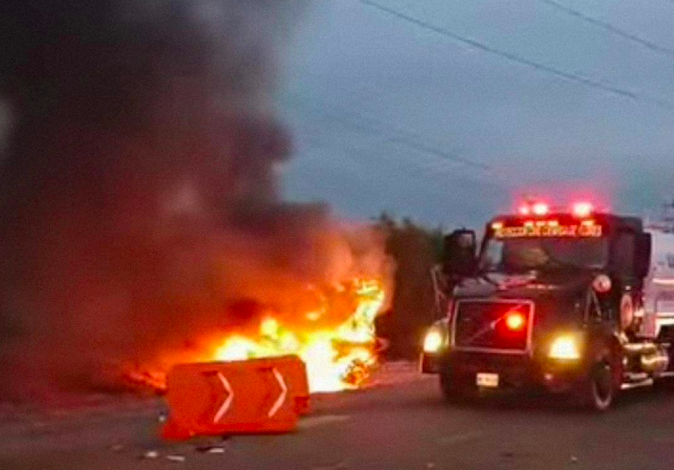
[161,355,309,440]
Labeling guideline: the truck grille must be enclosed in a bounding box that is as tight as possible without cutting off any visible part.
[453,300,533,352]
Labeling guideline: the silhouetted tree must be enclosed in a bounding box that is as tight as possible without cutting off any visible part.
[374,214,443,359]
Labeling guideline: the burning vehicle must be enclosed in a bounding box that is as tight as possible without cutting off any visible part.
[422,201,674,411]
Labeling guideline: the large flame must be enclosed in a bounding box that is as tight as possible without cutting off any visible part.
[210,280,385,392]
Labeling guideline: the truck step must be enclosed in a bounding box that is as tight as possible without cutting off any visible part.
[657,371,674,378]
[621,378,653,390]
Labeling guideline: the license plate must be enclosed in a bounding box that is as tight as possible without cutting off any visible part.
[476,372,499,388]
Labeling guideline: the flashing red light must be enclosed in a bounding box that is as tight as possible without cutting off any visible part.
[572,202,593,218]
[518,205,531,216]
[505,311,526,331]
[531,202,549,216]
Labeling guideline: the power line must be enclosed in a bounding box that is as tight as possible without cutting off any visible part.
[283,93,492,171]
[357,0,674,111]
[285,95,519,191]
[537,0,674,59]
[302,132,500,190]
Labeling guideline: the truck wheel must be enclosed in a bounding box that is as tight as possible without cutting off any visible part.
[576,361,616,412]
[653,376,674,392]
[440,370,472,402]
[439,369,457,400]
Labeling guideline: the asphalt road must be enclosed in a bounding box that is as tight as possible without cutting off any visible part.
[2,363,674,470]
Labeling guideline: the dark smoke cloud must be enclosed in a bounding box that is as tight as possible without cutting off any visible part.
[0,1,389,400]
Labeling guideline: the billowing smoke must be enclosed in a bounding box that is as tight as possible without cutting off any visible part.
[0,1,389,400]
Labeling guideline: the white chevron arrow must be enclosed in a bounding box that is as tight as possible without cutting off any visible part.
[267,368,287,418]
[213,372,234,423]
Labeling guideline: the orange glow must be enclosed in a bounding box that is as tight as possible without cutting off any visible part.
[505,311,526,331]
[211,280,386,393]
[572,202,594,218]
[491,221,504,230]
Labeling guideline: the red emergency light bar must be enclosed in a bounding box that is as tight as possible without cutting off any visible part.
[572,202,594,218]
[517,201,594,218]
[531,202,549,216]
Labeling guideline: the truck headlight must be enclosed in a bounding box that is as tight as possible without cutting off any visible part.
[423,328,445,354]
[548,335,581,360]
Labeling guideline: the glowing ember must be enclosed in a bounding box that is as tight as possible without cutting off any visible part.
[212,280,386,392]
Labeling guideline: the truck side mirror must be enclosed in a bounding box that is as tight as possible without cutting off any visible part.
[635,233,652,279]
[443,229,477,278]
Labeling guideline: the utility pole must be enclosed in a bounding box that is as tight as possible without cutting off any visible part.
[659,199,674,233]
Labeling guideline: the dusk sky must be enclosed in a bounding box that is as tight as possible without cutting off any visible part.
[279,0,674,227]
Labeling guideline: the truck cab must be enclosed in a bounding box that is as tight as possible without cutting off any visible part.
[421,202,672,411]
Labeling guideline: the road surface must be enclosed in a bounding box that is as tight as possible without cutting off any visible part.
[2,362,674,470]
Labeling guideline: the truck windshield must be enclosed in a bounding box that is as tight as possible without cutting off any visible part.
[479,237,608,273]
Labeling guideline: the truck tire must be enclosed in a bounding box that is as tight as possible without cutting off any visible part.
[439,370,473,402]
[575,361,616,412]
[439,369,457,401]
[653,375,674,391]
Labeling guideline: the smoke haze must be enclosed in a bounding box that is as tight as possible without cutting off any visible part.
[0,1,389,400]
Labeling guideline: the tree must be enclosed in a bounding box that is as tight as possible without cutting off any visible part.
[374,214,444,359]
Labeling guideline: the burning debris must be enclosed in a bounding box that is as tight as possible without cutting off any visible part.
[211,279,386,392]
[0,1,391,400]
